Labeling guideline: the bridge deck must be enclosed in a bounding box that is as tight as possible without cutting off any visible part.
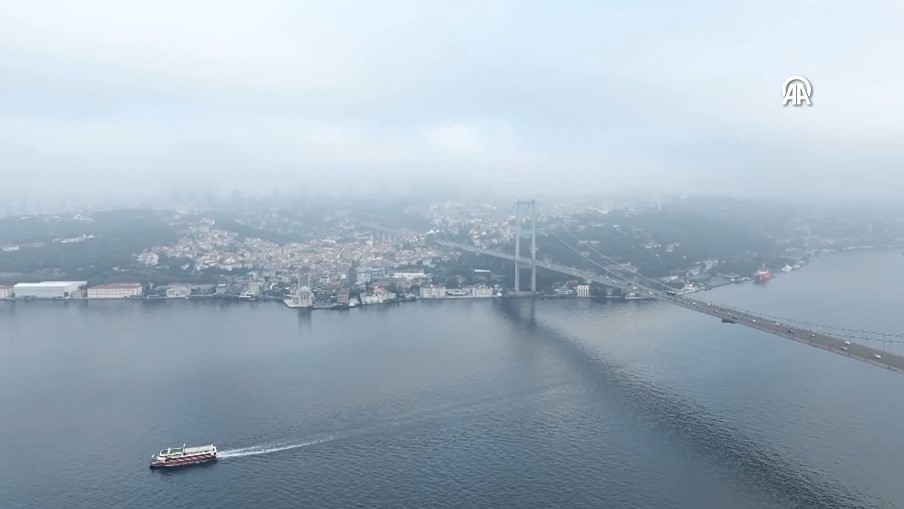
[669,296,904,374]
[435,238,904,374]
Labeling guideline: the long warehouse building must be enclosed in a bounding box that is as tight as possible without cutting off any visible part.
[13,281,87,299]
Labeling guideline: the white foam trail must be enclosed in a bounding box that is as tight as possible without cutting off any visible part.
[218,437,333,459]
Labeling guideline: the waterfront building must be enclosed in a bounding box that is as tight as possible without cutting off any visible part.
[361,287,397,305]
[245,280,262,296]
[576,284,591,298]
[191,283,216,294]
[298,287,314,307]
[284,286,314,308]
[13,281,87,299]
[419,285,446,299]
[0,285,12,299]
[360,294,380,305]
[87,283,143,299]
[374,287,396,302]
[376,287,396,299]
[471,285,494,298]
[165,284,191,298]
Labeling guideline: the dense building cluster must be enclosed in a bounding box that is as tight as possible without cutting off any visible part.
[3,195,886,307]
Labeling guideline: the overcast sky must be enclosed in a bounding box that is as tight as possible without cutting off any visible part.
[1,0,902,202]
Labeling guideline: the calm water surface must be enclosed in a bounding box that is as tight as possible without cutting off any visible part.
[1,250,903,508]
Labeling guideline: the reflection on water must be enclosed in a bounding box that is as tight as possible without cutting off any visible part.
[496,298,876,509]
[0,250,903,508]
[295,309,312,331]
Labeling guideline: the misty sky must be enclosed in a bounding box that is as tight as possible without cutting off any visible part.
[1,0,903,200]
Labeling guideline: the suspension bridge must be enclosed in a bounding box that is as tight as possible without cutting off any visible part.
[423,201,904,375]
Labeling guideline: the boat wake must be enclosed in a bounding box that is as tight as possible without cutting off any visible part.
[218,437,333,459]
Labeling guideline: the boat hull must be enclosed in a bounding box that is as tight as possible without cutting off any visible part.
[149,454,217,468]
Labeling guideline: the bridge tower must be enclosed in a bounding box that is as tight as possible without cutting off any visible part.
[512,199,537,293]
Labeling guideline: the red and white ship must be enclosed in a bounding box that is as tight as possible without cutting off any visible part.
[149,444,217,468]
[753,265,773,284]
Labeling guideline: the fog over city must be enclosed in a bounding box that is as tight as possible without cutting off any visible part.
[7,4,904,508]
[2,0,903,202]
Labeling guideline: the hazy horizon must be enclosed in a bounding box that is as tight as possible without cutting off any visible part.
[2,1,903,202]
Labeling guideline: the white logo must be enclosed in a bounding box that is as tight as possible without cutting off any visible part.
[782,75,812,106]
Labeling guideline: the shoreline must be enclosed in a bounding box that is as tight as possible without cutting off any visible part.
[4,247,898,308]
[0,269,800,307]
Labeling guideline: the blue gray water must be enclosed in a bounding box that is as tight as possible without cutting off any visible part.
[2,250,904,508]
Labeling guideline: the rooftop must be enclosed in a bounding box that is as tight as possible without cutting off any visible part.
[89,283,142,289]
[13,281,87,288]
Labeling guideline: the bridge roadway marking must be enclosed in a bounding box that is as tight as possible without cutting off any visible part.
[434,239,904,374]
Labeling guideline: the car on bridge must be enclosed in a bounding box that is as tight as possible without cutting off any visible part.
[875,354,882,359]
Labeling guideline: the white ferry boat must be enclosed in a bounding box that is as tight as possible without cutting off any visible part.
[149,444,217,468]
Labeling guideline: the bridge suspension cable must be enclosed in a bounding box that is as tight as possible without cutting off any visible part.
[430,224,904,370]
[546,230,651,290]
[549,229,904,345]
[558,230,678,293]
